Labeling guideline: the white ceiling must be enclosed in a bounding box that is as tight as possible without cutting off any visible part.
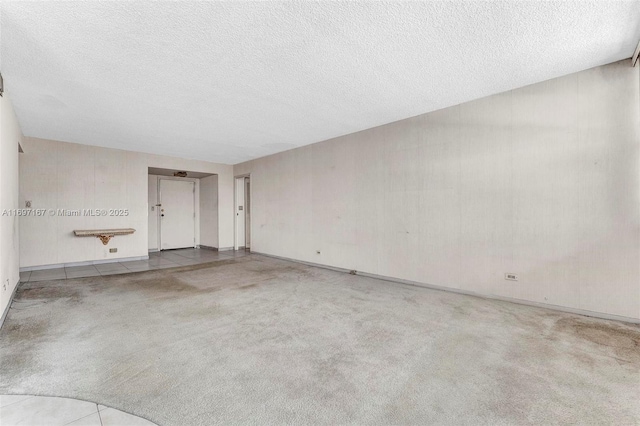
[1,2,639,165]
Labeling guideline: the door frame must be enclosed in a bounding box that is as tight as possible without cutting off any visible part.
[158,177,197,250]
[234,174,250,251]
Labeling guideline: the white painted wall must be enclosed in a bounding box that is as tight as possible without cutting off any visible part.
[20,138,234,267]
[234,60,640,321]
[0,94,23,322]
[200,174,218,248]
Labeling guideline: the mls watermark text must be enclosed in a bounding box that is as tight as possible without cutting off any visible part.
[2,209,129,217]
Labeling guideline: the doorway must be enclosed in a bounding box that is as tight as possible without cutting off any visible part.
[235,175,250,250]
[245,177,251,249]
[159,179,196,250]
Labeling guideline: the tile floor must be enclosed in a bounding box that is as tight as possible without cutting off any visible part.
[20,249,250,282]
[0,395,157,425]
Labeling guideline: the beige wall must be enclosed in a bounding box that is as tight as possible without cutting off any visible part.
[235,60,640,321]
[19,137,234,268]
[0,94,23,321]
[200,174,219,248]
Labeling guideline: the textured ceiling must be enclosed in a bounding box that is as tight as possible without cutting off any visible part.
[1,1,639,165]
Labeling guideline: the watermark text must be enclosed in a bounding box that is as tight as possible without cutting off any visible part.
[2,208,129,217]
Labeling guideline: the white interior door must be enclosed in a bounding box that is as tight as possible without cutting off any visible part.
[160,179,195,250]
[235,177,245,250]
[245,177,250,249]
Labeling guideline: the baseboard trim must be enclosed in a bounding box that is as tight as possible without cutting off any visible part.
[197,245,218,251]
[252,251,640,325]
[19,255,150,272]
[1,278,20,330]
[218,247,234,252]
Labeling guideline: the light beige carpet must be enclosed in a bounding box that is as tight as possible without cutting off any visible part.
[1,255,638,425]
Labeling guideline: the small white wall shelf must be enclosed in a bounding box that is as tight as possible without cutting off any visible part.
[73,228,136,245]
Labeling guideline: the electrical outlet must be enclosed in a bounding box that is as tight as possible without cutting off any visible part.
[505,273,518,281]
[109,248,118,253]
